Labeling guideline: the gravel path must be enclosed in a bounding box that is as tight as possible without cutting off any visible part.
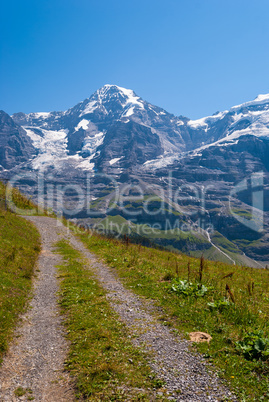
[0,217,74,402]
[0,216,237,401]
[67,225,237,402]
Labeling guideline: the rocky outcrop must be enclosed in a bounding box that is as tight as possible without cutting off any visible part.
[0,111,36,170]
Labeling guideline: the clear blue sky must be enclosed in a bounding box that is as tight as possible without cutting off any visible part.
[1,0,269,119]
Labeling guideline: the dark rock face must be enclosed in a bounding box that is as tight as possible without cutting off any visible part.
[67,128,86,156]
[0,111,36,170]
[185,135,269,182]
[94,121,163,171]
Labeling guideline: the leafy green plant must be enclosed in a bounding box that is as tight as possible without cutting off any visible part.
[170,279,212,297]
[207,298,232,312]
[235,330,269,361]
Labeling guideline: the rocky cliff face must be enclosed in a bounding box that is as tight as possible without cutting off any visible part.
[9,85,269,176]
[0,111,36,170]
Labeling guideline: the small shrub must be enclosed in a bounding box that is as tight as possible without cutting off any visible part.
[170,279,212,297]
[235,330,269,361]
[207,298,232,312]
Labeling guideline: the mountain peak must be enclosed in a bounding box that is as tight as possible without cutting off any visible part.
[231,93,269,112]
[96,84,141,103]
[254,93,269,102]
[90,84,145,113]
[98,84,135,95]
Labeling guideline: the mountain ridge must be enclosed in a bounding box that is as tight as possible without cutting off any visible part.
[1,85,269,265]
[8,84,269,174]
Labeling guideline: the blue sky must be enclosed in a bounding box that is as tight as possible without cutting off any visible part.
[1,0,269,119]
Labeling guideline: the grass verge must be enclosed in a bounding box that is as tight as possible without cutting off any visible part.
[55,239,167,401]
[0,181,40,361]
[72,228,269,401]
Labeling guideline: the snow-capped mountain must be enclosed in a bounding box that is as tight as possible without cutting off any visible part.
[2,85,269,264]
[8,85,269,174]
[11,85,190,173]
[146,93,269,169]
[189,93,269,146]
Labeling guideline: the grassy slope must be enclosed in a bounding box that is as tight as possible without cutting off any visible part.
[92,215,261,267]
[74,228,269,401]
[55,240,167,401]
[1,174,266,399]
[0,181,40,361]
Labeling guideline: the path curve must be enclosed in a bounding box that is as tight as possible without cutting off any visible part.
[205,231,236,265]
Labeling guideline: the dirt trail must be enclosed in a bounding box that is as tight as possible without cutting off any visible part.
[0,216,237,401]
[205,231,236,265]
[0,217,74,402]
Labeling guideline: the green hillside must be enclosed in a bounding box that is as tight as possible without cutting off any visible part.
[73,226,269,401]
[1,178,268,400]
[82,212,261,267]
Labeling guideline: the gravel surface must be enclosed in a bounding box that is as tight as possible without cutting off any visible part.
[67,226,237,402]
[0,217,74,402]
[0,216,237,401]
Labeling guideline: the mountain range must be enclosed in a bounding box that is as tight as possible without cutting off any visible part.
[1,85,269,267]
